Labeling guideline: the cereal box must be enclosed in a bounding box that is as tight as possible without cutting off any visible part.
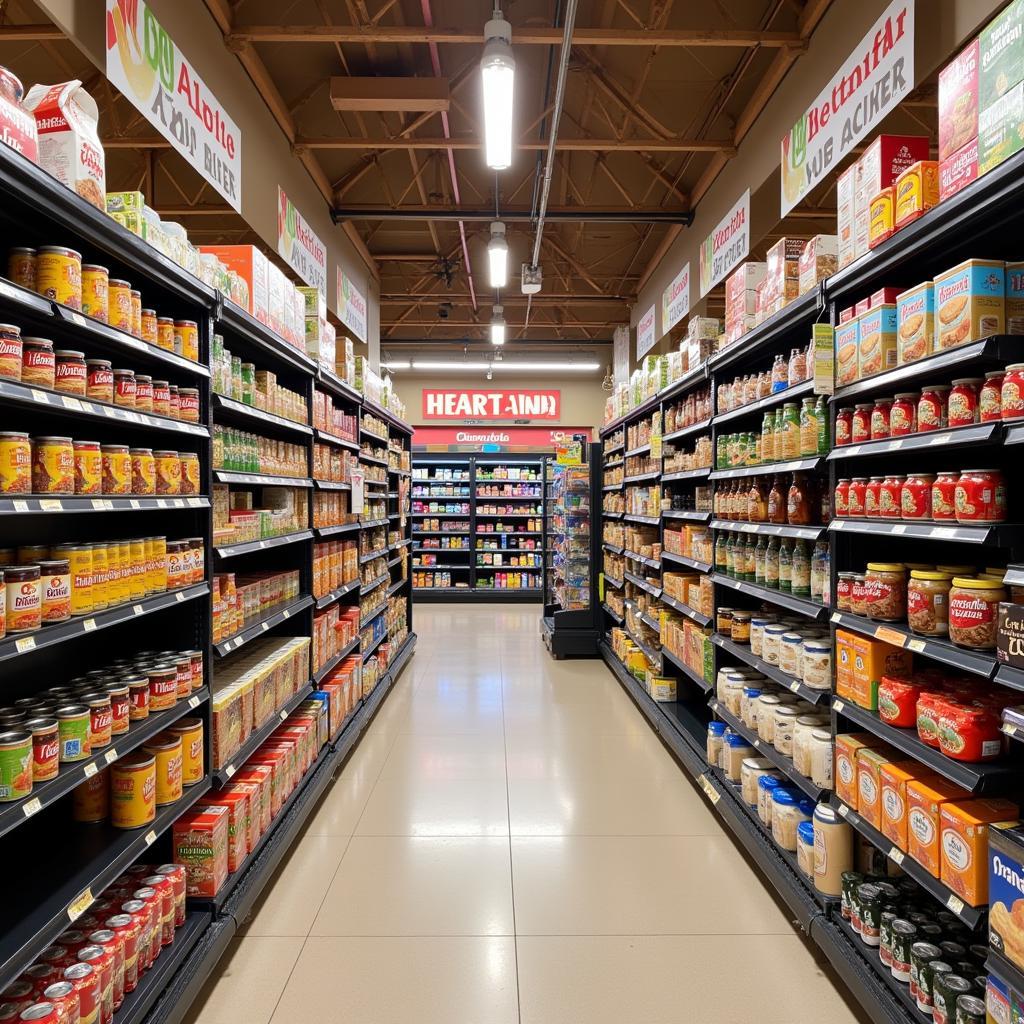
[894,161,939,229]
[989,821,1024,974]
[762,238,804,313]
[837,165,857,270]
[933,258,1005,350]
[172,804,230,898]
[939,38,979,161]
[834,732,876,809]
[940,798,1019,906]
[939,136,980,201]
[857,303,897,378]
[200,245,270,326]
[797,235,837,295]
[1007,263,1024,330]
[980,0,1024,111]
[979,79,1024,173]
[896,282,935,364]
[834,317,860,387]
[907,776,964,876]
[23,81,106,209]
[854,135,931,259]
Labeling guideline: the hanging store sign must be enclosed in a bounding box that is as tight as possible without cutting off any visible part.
[413,425,593,451]
[699,190,750,297]
[278,187,327,295]
[780,0,915,215]
[636,304,656,359]
[105,0,242,210]
[662,263,691,334]
[422,389,560,421]
[336,266,367,342]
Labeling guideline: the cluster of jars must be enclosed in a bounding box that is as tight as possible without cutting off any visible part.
[714,472,828,526]
[717,396,829,469]
[836,367,1024,446]
[715,531,831,602]
[715,343,815,414]
[835,469,1007,524]
[664,386,712,433]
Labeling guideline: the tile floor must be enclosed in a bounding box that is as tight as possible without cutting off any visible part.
[184,604,866,1024]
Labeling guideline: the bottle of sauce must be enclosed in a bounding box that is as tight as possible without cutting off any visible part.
[768,476,787,524]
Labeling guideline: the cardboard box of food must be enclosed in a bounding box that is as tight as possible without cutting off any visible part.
[989,821,1024,973]
[940,37,980,161]
[858,304,897,379]
[894,161,940,229]
[798,235,838,295]
[837,165,857,269]
[933,257,1005,350]
[854,135,931,258]
[940,798,1020,906]
[998,601,1024,668]
[940,137,980,202]
[835,318,860,388]
[725,262,766,317]
[979,79,1024,173]
[907,776,966,876]
[896,282,935,364]
[200,245,270,325]
[980,0,1024,111]
[834,732,878,809]
[844,629,912,710]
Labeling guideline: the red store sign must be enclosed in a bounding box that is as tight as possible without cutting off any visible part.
[414,425,592,451]
[422,388,560,420]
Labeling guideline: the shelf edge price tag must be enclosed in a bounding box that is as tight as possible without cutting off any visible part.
[83,762,98,778]
[889,846,905,866]
[12,499,27,512]
[133,605,144,616]
[837,802,849,818]
[833,699,845,714]
[68,887,94,921]
[279,708,288,721]
[144,829,157,846]
[874,626,906,648]
[15,636,35,653]
[104,748,118,765]
[946,894,964,914]
[83,618,97,632]
[176,592,186,602]
[188,695,201,709]
[22,796,41,818]
[40,499,62,511]
[224,764,236,779]
[908,639,926,653]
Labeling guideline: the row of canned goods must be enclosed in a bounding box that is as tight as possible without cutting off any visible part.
[835,469,1008,523]
[0,646,204,793]
[8,245,202,362]
[0,862,189,1024]
[0,436,200,496]
[0,536,203,634]
[835,367,1024,445]
[0,329,200,422]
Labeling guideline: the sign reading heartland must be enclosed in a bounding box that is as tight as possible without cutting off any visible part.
[422,389,560,420]
[106,0,242,210]
[780,0,914,216]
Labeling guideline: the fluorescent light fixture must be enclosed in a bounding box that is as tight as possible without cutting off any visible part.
[381,360,601,371]
[481,9,514,170]
[490,304,506,346]
[488,221,508,288]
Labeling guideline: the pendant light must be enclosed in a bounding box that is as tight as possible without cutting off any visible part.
[481,7,515,170]
[490,305,506,346]
[487,221,508,288]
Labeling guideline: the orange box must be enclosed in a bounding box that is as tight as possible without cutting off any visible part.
[834,733,876,810]
[857,751,914,830]
[894,160,940,229]
[199,245,270,325]
[906,776,966,877]
[879,762,935,850]
[835,630,856,699]
[843,630,913,711]
[939,798,1019,905]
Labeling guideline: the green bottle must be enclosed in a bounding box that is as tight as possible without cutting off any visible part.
[715,532,728,573]
[815,395,829,453]
[778,538,792,593]
[743,535,757,581]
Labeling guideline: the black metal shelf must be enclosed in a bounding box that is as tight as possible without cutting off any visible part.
[624,513,660,525]
[360,425,389,443]
[360,599,389,627]
[214,595,314,656]
[832,797,986,928]
[359,451,389,467]
[712,380,815,427]
[662,646,712,692]
[312,635,362,683]
[712,573,827,620]
[829,517,1014,545]
[828,422,1003,459]
[214,470,313,488]
[624,470,660,483]
[412,563,469,570]
[315,522,361,537]
[602,483,623,492]
[362,629,387,660]
[623,570,661,597]
[0,687,208,841]
[625,442,651,457]
[314,579,361,610]
[602,510,623,519]
[832,695,1021,796]
[0,495,210,515]
[314,428,360,450]
[663,417,712,443]
[413,545,470,552]
[316,367,362,405]
[662,467,710,482]
[314,479,352,491]
[212,393,312,437]
[359,548,389,563]
[390,538,412,550]
[996,663,1024,693]
[218,299,316,375]
[0,376,210,437]
[360,517,390,528]
[711,520,826,541]
[214,530,313,559]
[0,776,211,991]
[386,578,406,597]
[361,394,413,435]
[712,633,829,705]
[662,509,711,522]
[360,573,390,594]
[624,549,660,569]
[602,542,624,555]
[603,574,623,590]
[602,603,624,624]
[0,582,208,665]
[659,592,712,627]
[214,684,314,785]
[659,364,710,404]
[661,550,712,572]
[709,456,824,480]
[830,610,996,680]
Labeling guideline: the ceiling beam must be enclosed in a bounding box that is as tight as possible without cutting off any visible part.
[329,76,450,112]
[333,205,692,223]
[381,294,629,305]
[0,24,65,39]
[290,136,734,153]
[226,25,805,47]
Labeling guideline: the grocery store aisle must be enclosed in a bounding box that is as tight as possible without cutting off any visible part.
[185,605,862,1024]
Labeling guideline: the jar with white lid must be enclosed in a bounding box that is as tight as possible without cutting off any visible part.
[813,803,853,896]
[771,788,813,851]
[761,624,788,665]
[797,820,815,879]
[716,667,754,701]
[740,686,763,729]
[773,705,801,755]
[810,728,834,789]
[757,773,784,826]
[756,694,783,742]
[779,632,804,676]
[707,721,726,767]
[740,757,775,806]
[801,641,832,690]
[793,714,828,776]
[750,616,775,657]
[723,677,745,716]
[724,731,754,782]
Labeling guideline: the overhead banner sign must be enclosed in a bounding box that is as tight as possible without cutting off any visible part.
[336,267,367,342]
[105,0,242,211]
[780,0,914,215]
[422,389,560,420]
[414,426,593,451]
[661,263,691,334]
[699,190,750,297]
[278,188,326,295]
[636,305,656,359]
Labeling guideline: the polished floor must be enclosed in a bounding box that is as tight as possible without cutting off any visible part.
[185,604,864,1024]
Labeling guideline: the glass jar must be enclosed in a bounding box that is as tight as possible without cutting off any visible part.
[930,471,958,520]
[724,731,754,782]
[764,538,779,588]
[1002,364,1024,420]
[756,694,783,741]
[86,359,114,403]
[757,773,783,826]
[835,478,850,517]
[767,476,786,524]
[793,714,828,775]
[918,385,951,431]
[773,705,800,756]
[871,398,892,439]
[810,729,835,792]
[949,577,1005,649]
[955,468,1007,523]
[847,477,867,517]
[948,378,982,427]
[54,349,86,395]
[907,571,953,637]
[21,337,55,388]
[852,403,872,443]
[890,392,918,435]
[835,407,853,446]
[901,472,935,520]
[864,476,884,518]
[801,642,832,690]
[113,369,137,408]
[797,820,816,879]
[748,479,768,522]
[740,757,775,806]
[789,347,805,385]
[779,632,803,676]
[741,686,763,729]
[879,474,904,519]
[980,371,1004,421]
[706,721,726,767]
[151,381,170,418]
[731,611,752,645]
[791,541,810,597]
[750,617,773,658]
[771,353,787,392]
[781,403,800,459]
[0,323,21,381]
[836,573,855,612]
[787,472,813,525]
[799,397,819,456]
[850,574,869,616]
[864,563,907,621]
[771,787,813,851]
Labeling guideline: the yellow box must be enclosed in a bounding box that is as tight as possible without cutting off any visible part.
[940,798,1019,906]
[933,258,1005,350]
[834,732,876,810]
[834,318,860,386]
[894,161,940,229]
[906,776,966,877]
[879,762,935,850]
[868,187,895,249]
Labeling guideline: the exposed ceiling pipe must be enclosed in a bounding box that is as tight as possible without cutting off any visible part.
[419,0,477,313]
[524,0,578,332]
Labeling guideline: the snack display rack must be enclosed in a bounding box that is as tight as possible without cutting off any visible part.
[0,140,416,1024]
[410,453,547,601]
[596,143,1024,1024]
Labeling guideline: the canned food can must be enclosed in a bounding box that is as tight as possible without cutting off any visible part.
[72,767,109,822]
[54,544,92,615]
[37,246,82,309]
[8,247,36,290]
[156,318,174,352]
[138,874,175,945]
[76,946,112,1024]
[148,537,167,593]
[18,1002,59,1023]
[124,677,149,721]
[147,665,178,712]
[102,684,130,736]
[0,432,31,494]
[56,704,91,762]
[88,543,108,611]
[81,265,109,322]
[25,717,59,781]
[85,929,124,1011]
[167,718,203,785]
[0,323,21,380]
[63,961,99,1024]
[39,559,70,623]
[154,864,187,926]
[128,539,146,600]
[100,445,130,495]
[107,280,132,333]
[143,733,182,805]
[5,565,41,633]
[103,915,139,994]
[73,441,102,496]
[41,981,79,1024]
[0,728,32,801]
[32,436,74,494]
[109,752,156,829]
[83,694,113,749]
